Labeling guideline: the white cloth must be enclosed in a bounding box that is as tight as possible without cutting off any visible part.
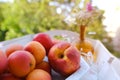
[80,40,120,80]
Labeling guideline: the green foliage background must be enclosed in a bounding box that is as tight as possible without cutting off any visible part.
[0,0,120,57]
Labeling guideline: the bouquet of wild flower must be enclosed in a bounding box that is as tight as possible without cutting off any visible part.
[65,2,102,62]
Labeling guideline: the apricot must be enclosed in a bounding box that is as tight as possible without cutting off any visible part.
[26,69,52,80]
[24,41,46,64]
[36,61,51,74]
[5,44,23,57]
[8,50,36,77]
[0,50,8,74]
[33,33,53,55]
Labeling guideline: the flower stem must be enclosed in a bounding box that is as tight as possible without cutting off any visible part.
[80,25,86,42]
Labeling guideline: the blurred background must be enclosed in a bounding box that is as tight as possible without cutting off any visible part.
[0,0,120,58]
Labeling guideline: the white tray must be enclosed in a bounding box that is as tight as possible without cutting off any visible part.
[0,30,120,80]
[0,30,90,80]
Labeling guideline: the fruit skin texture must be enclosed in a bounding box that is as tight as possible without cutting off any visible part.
[0,50,8,74]
[33,33,53,54]
[48,41,80,76]
[24,41,46,64]
[8,50,36,77]
[0,73,22,80]
[52,39,61,45]
[5,44,23,57]
[35,61,51,74]
[26,69,52,80]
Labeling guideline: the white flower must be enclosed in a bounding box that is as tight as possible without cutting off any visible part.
[65,7,102,26]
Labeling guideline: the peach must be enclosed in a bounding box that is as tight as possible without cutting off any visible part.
[24,41,46,64]
[52,39,61,45]
[36,61,51,74]
[5,44,23,57]
[48,41,80,76]
[0,50,8,74]
[33,33,53,54]
[8,50,36,77]
[26,69,52,80]
[0,73,22,80]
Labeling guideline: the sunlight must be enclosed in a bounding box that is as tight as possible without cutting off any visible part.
[93,0,120,36]
[0,0,13,2]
